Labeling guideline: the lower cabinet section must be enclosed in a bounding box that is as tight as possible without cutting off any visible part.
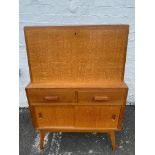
[75,106,121,129]
[33,106,75,128]
[31,105,121,130]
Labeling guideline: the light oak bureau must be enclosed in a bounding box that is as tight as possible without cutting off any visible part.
[24,25,129,150]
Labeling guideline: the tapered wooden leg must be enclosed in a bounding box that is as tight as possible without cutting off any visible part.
[40,130,45,150]
[109,131,116,151]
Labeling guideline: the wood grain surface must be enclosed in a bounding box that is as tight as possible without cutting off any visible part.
[24,25,129,83]
[24,25,129,150]
[31,105,121,130]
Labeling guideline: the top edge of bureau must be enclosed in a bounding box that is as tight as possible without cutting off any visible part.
[24,24,129,30]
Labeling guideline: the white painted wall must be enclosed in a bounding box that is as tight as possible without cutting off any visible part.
[19,0,135,107]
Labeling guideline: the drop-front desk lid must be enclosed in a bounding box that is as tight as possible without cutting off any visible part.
[24,25,129,86]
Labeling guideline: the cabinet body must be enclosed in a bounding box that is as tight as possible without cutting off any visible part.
[24,25,129,150]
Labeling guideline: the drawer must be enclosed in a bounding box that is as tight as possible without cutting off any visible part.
[26,88,75,104]
[75,105,121,129]
[78,89,126,105]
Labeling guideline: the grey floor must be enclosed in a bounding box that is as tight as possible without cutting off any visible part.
[19,105,135,155]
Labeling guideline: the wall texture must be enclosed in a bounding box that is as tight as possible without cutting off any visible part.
[19,0,135,107]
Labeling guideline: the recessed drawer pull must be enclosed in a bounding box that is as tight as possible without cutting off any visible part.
[44,96,59,101]
[38,113,43,119]
[112,114,116,121]
[93,96,109,101]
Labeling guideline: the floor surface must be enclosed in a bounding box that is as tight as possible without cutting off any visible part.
[19,105,135,155]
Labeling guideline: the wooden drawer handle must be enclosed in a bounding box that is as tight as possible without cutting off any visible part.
[44,96,59,101]
[93,96,109,101]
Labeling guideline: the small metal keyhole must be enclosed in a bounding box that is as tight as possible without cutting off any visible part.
[38,113,43,119]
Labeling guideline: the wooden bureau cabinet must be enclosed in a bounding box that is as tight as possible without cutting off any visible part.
[24,25,129,150]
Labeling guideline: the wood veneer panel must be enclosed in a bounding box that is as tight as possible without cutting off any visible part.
[26,81,128,89]
[75,105,121,129]
[26,88,75,104]
[24,25,129,150]
[32,106,75,128]
[32,105,121,130]
[24,25,129,83]
[77,88,127,105]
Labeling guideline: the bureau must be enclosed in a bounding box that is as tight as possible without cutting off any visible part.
[24,25,129,150]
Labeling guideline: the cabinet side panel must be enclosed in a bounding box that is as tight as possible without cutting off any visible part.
[117,87,128,129]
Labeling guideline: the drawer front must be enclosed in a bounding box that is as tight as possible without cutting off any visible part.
[31,105,121,130]
[26,88,75,104]
[78,89,126,105]
[75,105,121,129]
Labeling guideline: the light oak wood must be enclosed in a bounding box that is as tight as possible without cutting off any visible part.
[31,105,121,129]
[77,88,127,105]
[26,87,127,106]
[32,105,75,128]
[109,131,116,150]
[24,25,129,151]
[26,81,128,89]
[75,105,121,129]
[40,130,45,150]
[24,25,129,83]
[26,88,76,104]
